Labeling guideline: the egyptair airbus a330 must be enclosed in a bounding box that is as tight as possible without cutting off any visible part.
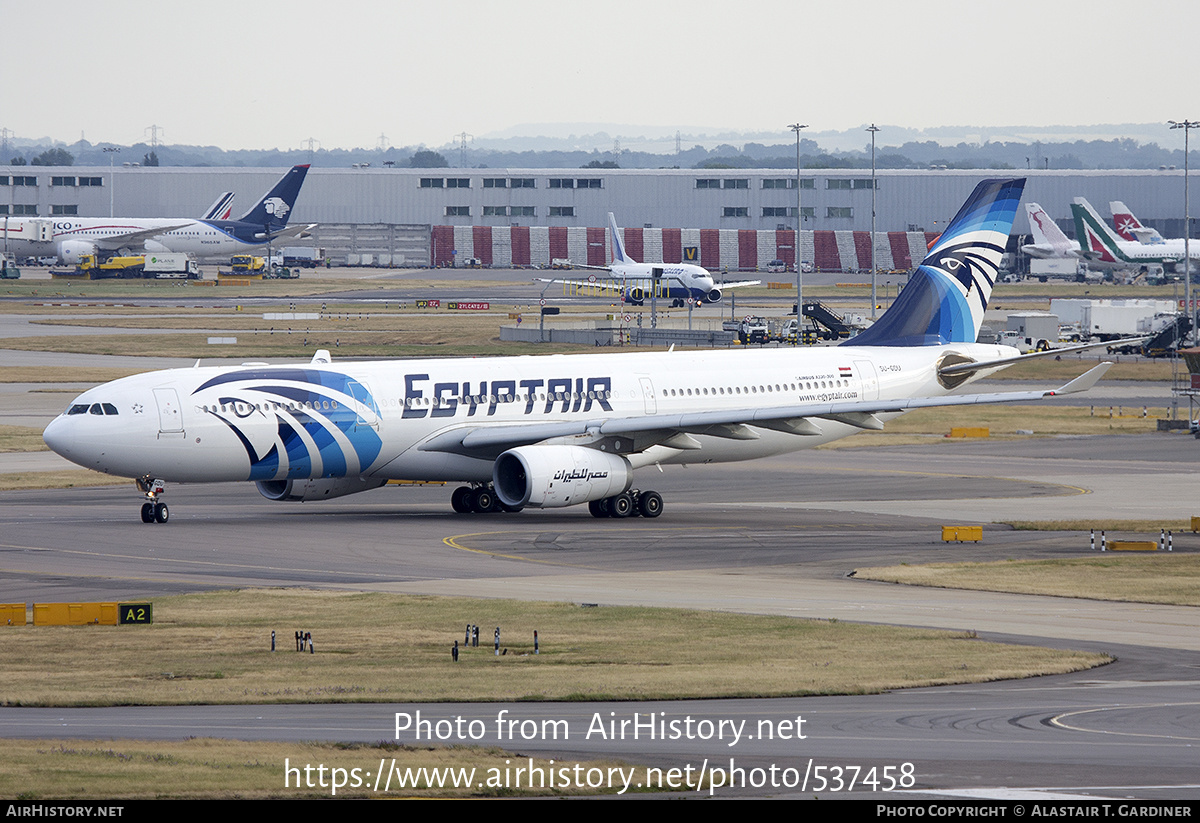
[43,178,1114,523]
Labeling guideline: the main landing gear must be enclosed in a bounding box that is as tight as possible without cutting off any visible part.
[588,489,663,519]
[136,476,169,524]
[450,484,522,514]
[447,485,664,518]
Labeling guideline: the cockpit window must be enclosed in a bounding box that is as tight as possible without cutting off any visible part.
[90,404,104,415]
[102,403,118,415]
[67,404,90,415]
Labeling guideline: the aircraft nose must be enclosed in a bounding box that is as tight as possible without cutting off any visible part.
[42,416,71,457]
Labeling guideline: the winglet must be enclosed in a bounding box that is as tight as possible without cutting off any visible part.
[1049,362,1113,395]
[311,349,331,364]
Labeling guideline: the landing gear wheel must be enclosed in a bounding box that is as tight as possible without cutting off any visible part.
[471,488,495,513]
[153,502,169,523]
[589,500,607,518]
[140,503,154,523]
[451,486,473,513]
[611,492,634,518]
[638,491,663,518]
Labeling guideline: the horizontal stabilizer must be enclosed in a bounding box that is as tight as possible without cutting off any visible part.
[939,337,1147,377]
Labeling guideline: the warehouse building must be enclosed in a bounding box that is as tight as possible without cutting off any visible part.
[1,166,1194,269]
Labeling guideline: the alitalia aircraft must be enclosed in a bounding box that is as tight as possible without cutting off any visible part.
[0,165,312,265]
[1071,197,1199,270]
[539,212,760,307]
[43,178,1114,524]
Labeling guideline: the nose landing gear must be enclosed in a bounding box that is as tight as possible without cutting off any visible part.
[136,476,169,524]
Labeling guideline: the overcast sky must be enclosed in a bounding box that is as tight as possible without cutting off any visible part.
[6,0,1195,152]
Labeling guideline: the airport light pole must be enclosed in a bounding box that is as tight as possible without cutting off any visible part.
[789,123,808,345]
[1170,119,1198,344]
[104,147,120,217]
[867,124,880,320]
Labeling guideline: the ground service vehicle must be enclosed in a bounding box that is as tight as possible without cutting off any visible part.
[0,253,20,279]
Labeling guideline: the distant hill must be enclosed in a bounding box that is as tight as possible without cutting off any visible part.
[1,124,1192,171]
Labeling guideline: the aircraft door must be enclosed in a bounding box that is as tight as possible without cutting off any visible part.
[347,381,380,430]
[639,377,657,414]
[854,360,879,401]
[152,387,184,435]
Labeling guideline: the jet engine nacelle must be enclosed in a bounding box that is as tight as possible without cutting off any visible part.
[256,477,386,502]
[58,240,97,266]
[493,445,633,509]
[705,287,722,303]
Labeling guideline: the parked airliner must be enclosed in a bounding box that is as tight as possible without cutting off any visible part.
[1072,197,1199,270]
[1020,203,1081,259]
[43,178,1114,523]
[0,165,312,265]
[539,213,760,307]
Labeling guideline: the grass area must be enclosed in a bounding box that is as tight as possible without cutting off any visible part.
[0,589,1107,708]
[820,404,1169,449]
[987,355,1174,383]
[0,425,50,452]
[0,276,456,300]
[856,555,1200,607]
[0,470,118,490]
[0,739,640,799]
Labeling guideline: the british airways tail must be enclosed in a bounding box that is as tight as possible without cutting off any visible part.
[845,178,1024,347]
[237,165,310,229]
[608,212,632,264]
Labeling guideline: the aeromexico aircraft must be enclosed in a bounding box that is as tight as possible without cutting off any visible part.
[44,178,1114,524]
[0,165,312,265]
[538,212,760,307]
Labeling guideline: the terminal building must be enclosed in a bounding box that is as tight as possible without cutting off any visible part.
[0,166,1193,270]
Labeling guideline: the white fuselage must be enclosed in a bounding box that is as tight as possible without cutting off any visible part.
[609,260,717,302]
[43,344,1013,486]
[0,216,262,261]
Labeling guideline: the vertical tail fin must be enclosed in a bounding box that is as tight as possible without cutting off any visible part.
[1109,201,1164,243]
[608,212,631,264]
[1072,197,1127,263]
[238,165,310,229]
[201,192,235,221]
[1025,202,1073,249]
[845,178,1024,347]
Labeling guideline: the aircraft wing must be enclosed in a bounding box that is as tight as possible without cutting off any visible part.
[717,279,761,289]
[419,363,1112,458]
[535,275,623,292]
[92,223,194,248]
